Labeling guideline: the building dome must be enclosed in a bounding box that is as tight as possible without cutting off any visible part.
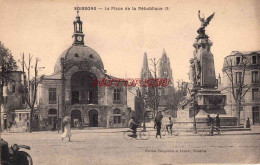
[54,11,104,74]
[54,45,104,73]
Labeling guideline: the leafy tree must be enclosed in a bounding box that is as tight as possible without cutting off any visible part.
[166,80,188,115]
[0,41,18,130]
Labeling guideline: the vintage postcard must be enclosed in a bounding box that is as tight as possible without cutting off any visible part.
[0,0,260,164]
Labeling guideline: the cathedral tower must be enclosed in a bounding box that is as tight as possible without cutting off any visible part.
[140,52,152,95]
[158,49,174,95]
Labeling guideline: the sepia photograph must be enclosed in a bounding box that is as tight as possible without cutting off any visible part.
[0,0,260,164]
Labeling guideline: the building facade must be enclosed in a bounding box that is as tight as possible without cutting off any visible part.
[222,51,260,125]
[36,12,130,130]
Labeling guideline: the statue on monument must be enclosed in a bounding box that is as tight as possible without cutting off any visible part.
[194,57,201,85]
[179,90,193,110]
[189,58,196,85]
[189,57,201,86]
[198,10,215,29]
[197,10,215,37]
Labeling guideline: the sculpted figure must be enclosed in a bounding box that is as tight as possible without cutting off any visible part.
[179,90,193,109]
[194,57,201,85]
[189,58,196,85]
[198,10,215,29]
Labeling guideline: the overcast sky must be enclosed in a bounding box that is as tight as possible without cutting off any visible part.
[0,0,259,86]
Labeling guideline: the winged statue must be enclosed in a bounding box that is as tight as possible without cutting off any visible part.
[198,10,215,29]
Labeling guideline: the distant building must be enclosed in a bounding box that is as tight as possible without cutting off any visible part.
[222,51,260,125]
[35,12,130,130]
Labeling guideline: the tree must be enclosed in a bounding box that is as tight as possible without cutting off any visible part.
[166,80,188,114]
[20,53,44,132]
[223,55,251,126]
[148,58,161,116]
[0,41,17,130]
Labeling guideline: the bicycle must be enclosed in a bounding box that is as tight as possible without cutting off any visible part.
[161,124,178,136]
[197,125,221,136]
[123,128,150,140]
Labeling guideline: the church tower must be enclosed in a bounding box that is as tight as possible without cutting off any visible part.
[158,49,174,95]
[140,52,152,95]
[72,11,85,46]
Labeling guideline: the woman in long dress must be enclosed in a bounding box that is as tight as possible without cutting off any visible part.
[62,122,72,142]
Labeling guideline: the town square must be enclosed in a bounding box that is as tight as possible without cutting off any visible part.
[2,128,260,164]
[0,0,260,164]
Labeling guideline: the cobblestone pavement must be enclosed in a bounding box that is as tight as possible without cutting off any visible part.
[1,128,260,165]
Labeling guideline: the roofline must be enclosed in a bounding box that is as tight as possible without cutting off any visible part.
[224,50,260,59]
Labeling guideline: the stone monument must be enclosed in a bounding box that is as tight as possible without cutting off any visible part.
[175,11,236,128]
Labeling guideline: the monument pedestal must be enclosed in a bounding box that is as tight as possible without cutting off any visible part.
[173,106,194,130]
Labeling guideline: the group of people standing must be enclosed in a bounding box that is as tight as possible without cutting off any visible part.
[154,112,174,138]
[128,111,173,138]
[206,114,221,136]
[130,111,227,138]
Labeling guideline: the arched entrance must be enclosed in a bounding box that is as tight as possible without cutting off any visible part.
[71,71,98,105]
[48,109,57,130]
[71,110,82,127]
[88,109,98,127]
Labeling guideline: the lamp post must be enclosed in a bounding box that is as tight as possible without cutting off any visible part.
[60,57,66,133]
[142,95,147,132]
[57,95,60,133]
[192,88,198,134]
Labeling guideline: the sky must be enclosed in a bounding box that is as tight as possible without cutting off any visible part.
[0,0,259,86]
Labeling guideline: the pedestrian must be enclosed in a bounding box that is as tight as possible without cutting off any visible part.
[206,115,214,136]
[8,121,13,132]
[215,114,220,128]
[166,117,173,134]
[62,117,72,142]
[246,118,251,128]
[215,114,221,135]
[154,111,163,138]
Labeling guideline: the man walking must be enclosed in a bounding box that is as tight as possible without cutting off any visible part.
[207,115,214,136]
[215,114,221,135]
[154,111,163,138]
[166,117,173,134]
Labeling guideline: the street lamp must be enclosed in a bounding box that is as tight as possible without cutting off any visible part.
[142,95,148,132]
[191,88,198,134]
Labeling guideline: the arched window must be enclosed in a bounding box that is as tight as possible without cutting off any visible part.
[71,71,98,105]
[113,109,121,124]
[48,109,57,115]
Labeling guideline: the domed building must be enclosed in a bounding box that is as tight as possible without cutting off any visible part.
[36,12,130,130]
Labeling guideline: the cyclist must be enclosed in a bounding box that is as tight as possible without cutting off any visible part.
[128,117,138,138]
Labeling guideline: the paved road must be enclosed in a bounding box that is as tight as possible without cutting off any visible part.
[2,128,260,165]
